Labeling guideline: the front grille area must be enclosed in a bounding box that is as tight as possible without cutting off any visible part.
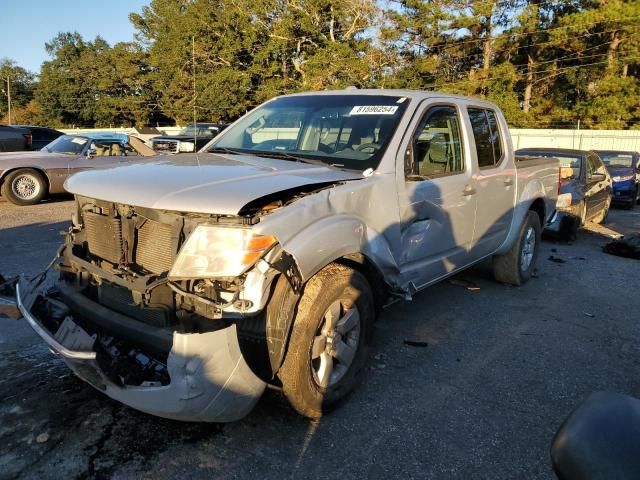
[98,283,168,327]
[136,219,179,274]
[83,208,179,274]
[85,212,123,264]
[152,140,178,153]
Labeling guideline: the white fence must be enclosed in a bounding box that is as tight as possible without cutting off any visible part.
[60,126,640,152]
[510,129,640,151]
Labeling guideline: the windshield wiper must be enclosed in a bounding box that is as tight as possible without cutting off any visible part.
[252,150,341,168]
[208,147,240,155]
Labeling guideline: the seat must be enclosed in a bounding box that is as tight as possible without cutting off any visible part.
[110,144,123,156]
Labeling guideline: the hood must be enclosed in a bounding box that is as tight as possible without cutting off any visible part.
[64,153,362,215]
[607,165,635,178]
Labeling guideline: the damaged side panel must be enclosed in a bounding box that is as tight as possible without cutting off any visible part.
[253,174,403,290]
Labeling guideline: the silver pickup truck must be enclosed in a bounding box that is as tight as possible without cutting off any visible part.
[16,90,559,422]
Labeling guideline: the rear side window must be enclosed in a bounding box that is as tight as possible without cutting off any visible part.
[468,108,504,169]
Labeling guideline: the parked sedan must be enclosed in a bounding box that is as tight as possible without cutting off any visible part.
[0,134,155,206]
[14,125,64,151]
[0,125,32,152]
[595,150,640,209]
[516,148,612,227]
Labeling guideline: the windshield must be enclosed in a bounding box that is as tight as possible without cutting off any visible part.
[598,152,635,168]
[179,125,220,139]
[210,94,409,171]
[43,135,88,154]
[519,150,582,179]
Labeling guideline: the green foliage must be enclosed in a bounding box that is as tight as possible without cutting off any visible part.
[3,0,639,128]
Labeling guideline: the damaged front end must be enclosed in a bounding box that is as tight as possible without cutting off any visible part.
[14,195,302,422]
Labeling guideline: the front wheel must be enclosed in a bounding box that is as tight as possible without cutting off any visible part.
[1,168,48,206]
[493,211,542,286]
[279,263,374,419]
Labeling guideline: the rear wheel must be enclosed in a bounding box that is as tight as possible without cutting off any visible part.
[1,168,47,206]
[493,211,541,286]
[279,263,374,419]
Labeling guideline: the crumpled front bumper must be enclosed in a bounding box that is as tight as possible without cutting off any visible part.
[16,273,266,422]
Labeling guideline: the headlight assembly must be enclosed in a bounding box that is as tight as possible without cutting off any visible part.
[613,174,634,182]
[179,141,196,152]
[169,225,276,278]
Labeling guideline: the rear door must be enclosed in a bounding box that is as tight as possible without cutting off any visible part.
[397,101,477,288]
[466,107,515,257]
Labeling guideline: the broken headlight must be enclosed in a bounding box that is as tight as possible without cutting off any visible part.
[169,225,276,278]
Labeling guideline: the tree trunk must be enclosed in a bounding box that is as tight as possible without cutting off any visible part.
[607,30,622,76]
[523,55,534,113]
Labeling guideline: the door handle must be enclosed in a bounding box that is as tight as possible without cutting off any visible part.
[462,185,476,196]
[504,178,514,187]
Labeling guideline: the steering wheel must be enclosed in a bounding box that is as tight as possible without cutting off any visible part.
[356,143,381,153]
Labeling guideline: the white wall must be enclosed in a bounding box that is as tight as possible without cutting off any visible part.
[510,129,640,152]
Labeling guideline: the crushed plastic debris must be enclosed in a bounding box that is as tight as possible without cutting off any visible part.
[603,234,640,260]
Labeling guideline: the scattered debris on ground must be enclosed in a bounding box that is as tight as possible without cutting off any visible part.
[548,255,566,263]
[603,234,640,260]
[404,340,429,348]
[584,313,595,318]
[448,278,480,291]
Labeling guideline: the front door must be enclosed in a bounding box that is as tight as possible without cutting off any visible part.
[398,103,477,288]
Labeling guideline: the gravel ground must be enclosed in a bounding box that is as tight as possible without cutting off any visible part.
[1,197,639,480]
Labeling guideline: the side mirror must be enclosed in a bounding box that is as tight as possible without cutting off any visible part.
[551,392,640,480]
[591,172,606,182]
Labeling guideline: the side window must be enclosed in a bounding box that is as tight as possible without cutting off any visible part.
[408,105,464,179]
[586,155,597,178]
[468,108,504,168]
[486,110,503,162]
[468,109,494,168]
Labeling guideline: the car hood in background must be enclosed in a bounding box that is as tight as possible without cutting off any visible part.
[64,153,362,215]
[0,150,70,166]
[606,166,635,179]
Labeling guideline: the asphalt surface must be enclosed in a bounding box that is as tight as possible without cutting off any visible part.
[1,196,639,480]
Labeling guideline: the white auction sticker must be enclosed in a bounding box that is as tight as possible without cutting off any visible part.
[71,138,88,145]
[349,105,398,115]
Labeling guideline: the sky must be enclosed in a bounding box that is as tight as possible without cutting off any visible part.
[0,0,149,73]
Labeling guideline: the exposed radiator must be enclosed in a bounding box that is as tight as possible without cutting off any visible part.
[136,219,178,274]
[84,212,123,264]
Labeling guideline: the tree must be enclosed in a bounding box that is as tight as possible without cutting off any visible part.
[0,58,36,123]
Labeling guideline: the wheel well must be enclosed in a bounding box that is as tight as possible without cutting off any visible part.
[0,167,50,193]
[529,198,545,226]
[334,253,388,311]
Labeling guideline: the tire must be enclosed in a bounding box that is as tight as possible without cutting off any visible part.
[279,263,375,419]
[1,169,47,206]
[594,196,611,223]
[493,211,541,286]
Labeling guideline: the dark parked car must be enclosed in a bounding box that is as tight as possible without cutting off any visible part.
[517,148,612,228]
[0,125,32,152]
[595,150,640,209]
[149,123,226,154]
[14,125,64,151]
